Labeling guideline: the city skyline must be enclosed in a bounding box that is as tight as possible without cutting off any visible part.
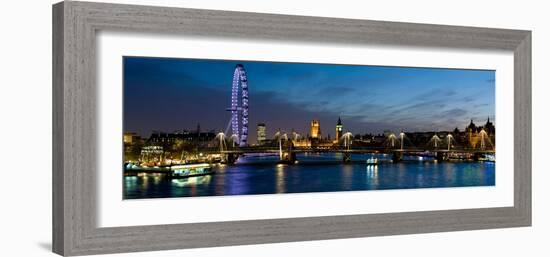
[124,57,495,142]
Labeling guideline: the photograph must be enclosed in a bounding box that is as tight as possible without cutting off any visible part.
[122,57,496,199]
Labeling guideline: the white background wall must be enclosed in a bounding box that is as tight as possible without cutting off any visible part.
[0,0,547,256]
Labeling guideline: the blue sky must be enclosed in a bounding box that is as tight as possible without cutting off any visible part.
[124,57,495,141]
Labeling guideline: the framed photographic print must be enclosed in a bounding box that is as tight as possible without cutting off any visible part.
[53,1,531,256]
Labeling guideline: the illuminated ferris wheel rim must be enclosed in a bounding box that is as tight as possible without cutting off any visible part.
[228,64,249,146]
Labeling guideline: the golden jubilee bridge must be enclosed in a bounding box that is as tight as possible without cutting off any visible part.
[198,130,495,164]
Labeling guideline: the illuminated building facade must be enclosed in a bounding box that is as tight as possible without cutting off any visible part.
[123,132,140,144]
[465,118,496,149]
[310,119,321,139]
[466,119,477,147]
[147,130,216,145]
[123,132,143,162]
[139,145,164,163]
[257,123,267,145]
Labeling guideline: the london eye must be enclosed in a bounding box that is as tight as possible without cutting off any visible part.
[225,64,249,146]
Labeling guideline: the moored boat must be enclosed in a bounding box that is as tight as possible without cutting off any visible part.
[170,163,213,178]
[366,158,378,165]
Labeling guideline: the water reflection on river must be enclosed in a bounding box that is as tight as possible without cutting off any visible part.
[124,153,495,199]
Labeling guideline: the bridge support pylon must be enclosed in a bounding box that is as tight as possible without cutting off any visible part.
[343,152,351,163]
[435,152,446,162]
[279,151,296,164]
[223,153,238,165]
[392,152,403,162]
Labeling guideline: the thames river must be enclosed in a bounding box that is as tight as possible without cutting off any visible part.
[123,153,495,199]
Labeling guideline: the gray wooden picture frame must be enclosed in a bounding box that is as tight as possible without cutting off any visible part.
[52,1,531,256]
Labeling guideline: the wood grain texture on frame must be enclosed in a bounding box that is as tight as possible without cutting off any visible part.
[52,1,531,256]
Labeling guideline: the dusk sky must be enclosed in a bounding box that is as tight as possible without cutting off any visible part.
[123,57,495,142]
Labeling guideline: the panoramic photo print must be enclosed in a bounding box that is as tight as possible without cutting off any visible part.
[122,57,496,199]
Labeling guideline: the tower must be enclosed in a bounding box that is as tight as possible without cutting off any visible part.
[310,120,321,139]
[256,123,266,145]
[466,119,478,148]
[484,116,495,135]
[466,119,476,136]
[335,117,343,141]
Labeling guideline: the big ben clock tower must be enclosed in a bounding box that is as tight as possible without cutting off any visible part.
[335,117,343,143]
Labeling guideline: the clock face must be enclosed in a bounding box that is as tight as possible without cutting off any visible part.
[338,128,342,131]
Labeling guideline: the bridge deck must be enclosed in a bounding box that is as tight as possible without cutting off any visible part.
[199,147,495,154]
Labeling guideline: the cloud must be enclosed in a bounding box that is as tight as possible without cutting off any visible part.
[315,86,356,96]
[462,96,475,102]
[385,99,446,118]
[412,88,457,100]
[439,108,468,118]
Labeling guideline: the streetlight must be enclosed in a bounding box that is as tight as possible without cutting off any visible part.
[446,133,453,151]
[399,131,405,150]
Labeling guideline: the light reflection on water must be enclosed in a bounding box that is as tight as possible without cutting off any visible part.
[276,164,286,194]
[171,176,211,187]
[365,165,379,188]
[124,153,495,199]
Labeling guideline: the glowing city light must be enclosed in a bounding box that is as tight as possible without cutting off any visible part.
[446,133,453,151]
[399,131,405,150]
